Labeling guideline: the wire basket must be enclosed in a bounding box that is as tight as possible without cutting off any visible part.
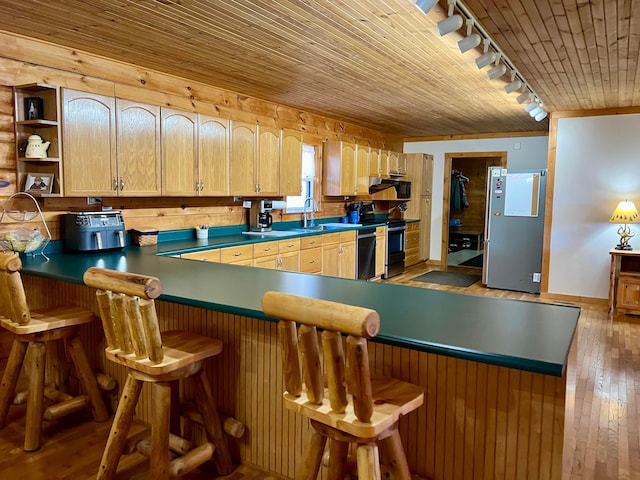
[6,210,38,221]
[131,229,159,246]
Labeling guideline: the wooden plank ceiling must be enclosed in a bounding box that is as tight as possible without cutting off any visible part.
[0,0,637,138]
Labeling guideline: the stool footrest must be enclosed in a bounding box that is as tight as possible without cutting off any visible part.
[43,395,90,421]
[168,442,215,478]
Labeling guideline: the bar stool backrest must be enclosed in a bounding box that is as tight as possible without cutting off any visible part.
[262,291,380,423]
[0,253,30,325]
[83,267,164,364]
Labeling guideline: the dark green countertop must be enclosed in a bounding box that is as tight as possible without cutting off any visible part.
[19,241,579,378]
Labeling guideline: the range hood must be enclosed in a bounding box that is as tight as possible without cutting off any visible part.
[369,176,396,194]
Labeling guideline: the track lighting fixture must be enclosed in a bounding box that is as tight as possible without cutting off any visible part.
[458,19,481,53]
[438,14,463,36]
[475,51,496,69]
[505,78,522,94]
[422,0,548,120]
[529,105,544,117]
[534,110,548,121]
[525,102,539,113]
[516,91,532,104]
[487,63,507,80]
[415,0,438,14]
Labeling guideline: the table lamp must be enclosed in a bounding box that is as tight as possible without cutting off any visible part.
[609,200,639,250]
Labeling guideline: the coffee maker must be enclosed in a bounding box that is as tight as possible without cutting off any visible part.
[249,200,288,232]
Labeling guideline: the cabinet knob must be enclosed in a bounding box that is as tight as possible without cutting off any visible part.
[120,177,125,191]
[113,177,118,192]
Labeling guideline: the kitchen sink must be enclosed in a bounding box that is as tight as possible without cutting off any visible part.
[241,230,298,237]
[290,223,362,232]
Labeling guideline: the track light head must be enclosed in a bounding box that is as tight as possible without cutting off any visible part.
[437,14,463,36]
[529,105,544,117]
[516,91,532,104]
[525,102,539,113]
[475,51,496,69]
[415,0,438,14]
[458,33,481,53]
[505,79,522,94]
[535,110,548,121]
[487,64,507,80]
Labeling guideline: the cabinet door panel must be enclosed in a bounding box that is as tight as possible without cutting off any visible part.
[340,143,356,195]
[281,129,303,196]
[356,145,369,195]
[116,99,161,196]
[257,126,280,195]
[162,108,198,196]
[322,243,340,277]
[199,115,229,196]
[278,251,300,272]
[340,241,356,279]
[62,90,116,196]
[230,121,257,195]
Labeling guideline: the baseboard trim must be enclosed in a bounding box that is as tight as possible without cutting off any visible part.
[540,292,608,306]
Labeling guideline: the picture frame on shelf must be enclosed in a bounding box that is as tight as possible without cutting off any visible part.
[24,173,53,194]
[24,97,44,120]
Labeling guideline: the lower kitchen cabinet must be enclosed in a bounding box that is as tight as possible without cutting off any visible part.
[300,235,323,274]
[323,231,356,279]
[179,249,221,262]
[405,221,421,267]
[252,239,300,272]
[220,244,254,265]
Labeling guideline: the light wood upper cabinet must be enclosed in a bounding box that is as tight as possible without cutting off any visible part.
[389,151,407,176]
[62,89,116,197]
[229,121,257,195]
[323,141,356,196]
[369,147,380,177]
[280,129,303,196]
[257,125,280,196]
[162,108,198,196]
[116,99,161,196]
[355,144,370,195]
[198,115,229,196]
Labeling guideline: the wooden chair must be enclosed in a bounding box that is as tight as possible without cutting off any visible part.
[83,267,233,480]
[262,291,424,480]
[0,252,109,451]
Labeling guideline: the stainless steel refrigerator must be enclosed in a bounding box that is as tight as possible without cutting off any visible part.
[483,167,547,293]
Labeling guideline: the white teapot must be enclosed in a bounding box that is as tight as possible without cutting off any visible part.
[25,134,51,159]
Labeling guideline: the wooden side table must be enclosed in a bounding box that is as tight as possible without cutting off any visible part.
[609,249,640,317]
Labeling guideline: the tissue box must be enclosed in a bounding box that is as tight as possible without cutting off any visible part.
[130,228,159,246]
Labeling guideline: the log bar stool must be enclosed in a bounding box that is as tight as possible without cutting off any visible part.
[83,267,233,479]
[262,291,424,480]
[0,253,109,451]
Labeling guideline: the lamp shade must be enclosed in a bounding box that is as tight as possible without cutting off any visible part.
[610,200,640,224]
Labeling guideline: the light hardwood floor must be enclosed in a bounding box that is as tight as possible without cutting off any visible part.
[0,263,636,479]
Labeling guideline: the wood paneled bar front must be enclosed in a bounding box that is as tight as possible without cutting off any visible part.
[16,248,579,480]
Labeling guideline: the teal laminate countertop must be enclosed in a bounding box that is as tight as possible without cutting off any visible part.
[19,242,579,378]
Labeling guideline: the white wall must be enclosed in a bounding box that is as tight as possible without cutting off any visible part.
[404,136,549,261]
[549,114,640,299]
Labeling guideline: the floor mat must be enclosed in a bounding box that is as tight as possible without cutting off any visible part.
[460,254,483,268]
[411,271,481,287]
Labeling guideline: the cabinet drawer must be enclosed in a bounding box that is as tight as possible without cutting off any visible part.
[220,244,253,263]
[300,247,322,273]
[406,247,420,267]
[278,238,300,253]
[253,241,279,258]
[181,249,221,262]
[323,232,341,245]
[300,235,323,249]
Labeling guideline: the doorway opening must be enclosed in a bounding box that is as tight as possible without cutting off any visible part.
[442,152,507,270]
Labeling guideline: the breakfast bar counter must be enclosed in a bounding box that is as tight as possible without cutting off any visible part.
[17,247,579,479]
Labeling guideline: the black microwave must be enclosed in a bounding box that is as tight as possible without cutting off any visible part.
[393,180,411,199]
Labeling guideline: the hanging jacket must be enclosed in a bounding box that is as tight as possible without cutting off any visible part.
[451,175,462,211]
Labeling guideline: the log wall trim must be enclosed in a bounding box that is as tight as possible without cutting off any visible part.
[19,275,574,479]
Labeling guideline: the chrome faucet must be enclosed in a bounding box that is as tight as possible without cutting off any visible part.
[303,196,319,228]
